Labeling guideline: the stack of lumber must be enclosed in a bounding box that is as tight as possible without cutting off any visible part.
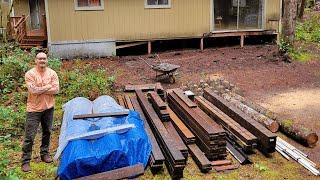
[203,88,277,154]
[136,90,187,179]
[148,92,170,121]
[119,95,165,172]
[195,96,257,151]
[167,88,227,161]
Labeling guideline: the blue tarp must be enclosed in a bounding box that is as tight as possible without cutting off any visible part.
[56,96,152,180]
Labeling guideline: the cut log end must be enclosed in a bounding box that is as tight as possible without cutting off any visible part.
[268,121,280,133]
[307,133,319,147]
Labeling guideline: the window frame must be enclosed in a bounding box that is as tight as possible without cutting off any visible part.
[145,0,172,9]
[74,0,104,11]
[2,0,10,3]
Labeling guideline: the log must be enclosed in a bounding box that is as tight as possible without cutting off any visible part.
[220,93,279,133]
[279,119,318,147]
[227,92,318,147]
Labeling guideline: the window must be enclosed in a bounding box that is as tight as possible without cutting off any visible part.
[75,0,104,11]
[145,0,171,9]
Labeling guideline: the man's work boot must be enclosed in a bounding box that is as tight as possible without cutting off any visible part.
[21,163,31,172]
[41,154,53,163]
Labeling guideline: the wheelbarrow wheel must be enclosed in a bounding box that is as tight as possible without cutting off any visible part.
[169,75,175,84]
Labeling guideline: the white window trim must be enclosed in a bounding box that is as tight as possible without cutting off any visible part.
[74,0,104,11]
[145,0,171,9]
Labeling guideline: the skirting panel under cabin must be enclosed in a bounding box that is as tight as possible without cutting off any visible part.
[48,40,116,59]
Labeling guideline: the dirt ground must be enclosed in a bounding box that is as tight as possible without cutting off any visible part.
[62,44,320,179]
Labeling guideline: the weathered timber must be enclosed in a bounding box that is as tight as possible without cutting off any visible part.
[167,91,227,160]
[195,96,257,148]
[167,107,196,144]
[203,88,276,154]
[148,92,167,110]
[155,83,165,94]
[188,144,212,173]
[75,163,144,180]
[125,84,157,92]
[230,93,318,147]
[136,90,186,179]
[124,94,134,110]
[211,160,232,166]
[73,111,129,120]
[172,89,197,108]
[116,95,126,107]
[213,164,239,172]
[130,96,165,170]
[279,119,318,148]
[148,92,170,121]
[163,121,189,159]
[220,93,279,133]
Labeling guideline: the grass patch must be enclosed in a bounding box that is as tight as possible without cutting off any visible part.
[0,43,116,179]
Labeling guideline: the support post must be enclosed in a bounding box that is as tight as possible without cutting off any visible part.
[240,35,244,48]
[200,38,204,51]
[148,41,152,54]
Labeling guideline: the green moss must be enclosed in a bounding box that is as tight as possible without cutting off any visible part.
[281,119,294,128]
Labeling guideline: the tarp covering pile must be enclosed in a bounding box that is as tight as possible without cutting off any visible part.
[55,96,152,179]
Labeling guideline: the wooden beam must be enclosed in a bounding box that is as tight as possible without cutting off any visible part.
[148,41,152,54]
[73,111,129,120]
[200,38,204,51]
[116,42,147,49]
[75,163,144,180]
[240,35,244,48]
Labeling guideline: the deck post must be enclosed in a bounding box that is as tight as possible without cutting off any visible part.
[200,38,204,51]
[240,35,244,48]
[148,41,152,54]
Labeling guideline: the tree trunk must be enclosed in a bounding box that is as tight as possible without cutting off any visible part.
[282,0,298,44]
[298,0,306,19]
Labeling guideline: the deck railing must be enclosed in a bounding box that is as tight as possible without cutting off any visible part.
[7,15,29,42]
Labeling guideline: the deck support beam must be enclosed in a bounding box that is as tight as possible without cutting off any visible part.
[200,38,204,51]
[148,41,152,54]
[240,35,244,48]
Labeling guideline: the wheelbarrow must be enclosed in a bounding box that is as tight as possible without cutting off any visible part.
[139,56,180,84]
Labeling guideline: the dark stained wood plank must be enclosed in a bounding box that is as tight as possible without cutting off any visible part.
[125,84,156,92]
[148,92,167,110]
[167,107,196,144]
[203,88,277,153]
[188,144,212,173]
[130,96,165,163]
[172,88,197,108]
[75,163,144,180]
[195,96,257,147]
[163,121,188,159]
[73,111,129,120]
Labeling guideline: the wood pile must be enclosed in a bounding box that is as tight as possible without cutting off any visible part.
[167,88,227,161]
[203,88,277,154]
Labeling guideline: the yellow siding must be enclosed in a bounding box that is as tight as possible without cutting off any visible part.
[48,0,211,42]
[265,0,281,31]
[1,2,10,28]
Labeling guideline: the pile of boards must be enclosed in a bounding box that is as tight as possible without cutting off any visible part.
[116,83,320,178]
[119,84,275,178]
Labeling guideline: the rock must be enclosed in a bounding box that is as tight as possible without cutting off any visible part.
[203,83,209,88]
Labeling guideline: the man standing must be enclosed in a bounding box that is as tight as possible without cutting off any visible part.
[21,52,59,172]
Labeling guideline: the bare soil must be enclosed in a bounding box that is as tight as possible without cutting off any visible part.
[62,44,320,178]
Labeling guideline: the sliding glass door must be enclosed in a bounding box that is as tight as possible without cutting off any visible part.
[213,0,264,31]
